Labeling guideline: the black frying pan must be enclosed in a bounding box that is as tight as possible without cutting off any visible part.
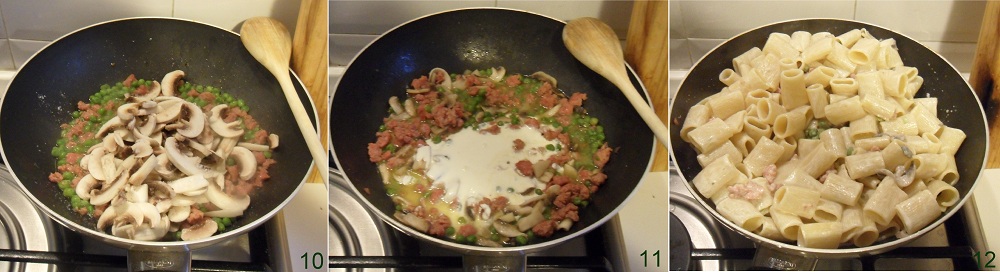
[0,17,316,270]
[330,7,654,268]
[669,19,987,264]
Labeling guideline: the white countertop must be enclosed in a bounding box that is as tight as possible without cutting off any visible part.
[618,171,670,271]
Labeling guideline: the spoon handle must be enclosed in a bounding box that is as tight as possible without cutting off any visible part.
[275,70,327,173]
[611,74,670,148]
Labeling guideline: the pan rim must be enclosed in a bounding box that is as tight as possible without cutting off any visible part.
[667,17,989,256]
[0,16,319,248]
[330,7,657,252]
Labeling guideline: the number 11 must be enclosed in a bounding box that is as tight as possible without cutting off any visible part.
[640,250,660,267]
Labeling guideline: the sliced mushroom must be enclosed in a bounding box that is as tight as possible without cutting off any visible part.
[154,199,172,213]
[133,80,162,102]
[476,238,502,248]
[164,137,204,176]
[176,102,206,138]
[161,70,185,96]
[127,158,157,185]
[167,205,191,222]
[267,134,279,149]
[100,153,118,182]
[134,115,158,136]
[429,68,453,90]
[154,96,185,123]
[556,219,573,231]
[186,140,214,158]
[489,66,506,82]
[208,105,244,138]
[215,137,239,160]
[136,202,161,228]
[96,117,124,138]
[87,147,109,181]
[126,184,149,204]
[147,180,175,199]
[75,174,98,200]
[111,219,136,239]
[237,142,269,152]
[96,205,118,229]
[230,146,257,181]
[131,138,154,158]
[531,71,558,88]
[516,202,546,232]
[132,217,169,241]
[117,103,142,121]
[168,174,209,195]
[394,212,430,233]
[388,96,404,115]
[102,133,124,153]
[204,181,250,217]
[180,220,218,241]
[493,222,525,237]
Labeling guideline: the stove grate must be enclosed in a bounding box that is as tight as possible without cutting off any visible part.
[328,256,613,271]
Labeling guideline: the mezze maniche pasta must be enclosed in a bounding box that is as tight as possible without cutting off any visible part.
[680,29,965,249]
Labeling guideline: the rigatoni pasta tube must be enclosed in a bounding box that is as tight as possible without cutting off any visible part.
[797,222,843,249]
[758,217,789,242]
[693,157,742,197]
[697,141,742,167]
[687,118,735,153]
[774,185,821,219]
[849,115,878,141]
[849,38,880,65]
[730,133,756,157]
[856,72,884,99]
[719,68,741,86]
[844,151,885,179]
[880,141,910,170]
[773,136,798,162]
[895,190,941,234]
[799,145,838,178]
[836,29,863,47]
[912,153,949,180]
[770,207,803,240]
[814,199,844,223]
[937,126,966,156]
[756,99,786,124]
[802,37,834,64]
[779,69,808,109]
[762,33,799,59]
[718,198,766,232]
[830,78,859,96]
[927,179,959,209]
[820,128,848,158]
[935,156,959,185]
[708,90,745,119]
[681,104,711,142]
[744,137,784,177]
[804,66,836,88]
[806,84,828,118]
[827,41,857,72]
[863,178,907,225]
[825,96,866,125]
[743,116,773,142]
[821,173,864,206]
[773,110,807,139]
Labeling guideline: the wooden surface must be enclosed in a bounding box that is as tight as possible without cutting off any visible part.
[291,0,329,183]
[624,0,669,172]
[970,0,1000,168]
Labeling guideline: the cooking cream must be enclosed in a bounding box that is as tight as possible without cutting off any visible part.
[413,124,558,211]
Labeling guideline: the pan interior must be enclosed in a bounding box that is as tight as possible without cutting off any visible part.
[669,19,987,253]
[331,8,654,247]
[0,18,316,246]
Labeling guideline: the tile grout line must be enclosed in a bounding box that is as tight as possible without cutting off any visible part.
[0,1,13,70]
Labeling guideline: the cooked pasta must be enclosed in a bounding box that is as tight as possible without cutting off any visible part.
[682,29,965,249]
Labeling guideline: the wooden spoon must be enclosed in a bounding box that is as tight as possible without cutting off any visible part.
[563,17,669,147]
[240,17,326,173]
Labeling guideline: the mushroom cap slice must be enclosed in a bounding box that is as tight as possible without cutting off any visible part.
[132,217,170,241]
[164,137,204,176]
[155,97,185,123]
[231,146,257,181]
[204,181,250,217]
[131,138,154,158]
[236,142,269,152]
[96,117,124,138]
[126,184,149,204]
[268,134,279,149]
[87,147,108,181]
[117,103,142,121]
[168,205,191,223]
[132,80,162,102]
[96,205,118,229]
[161,70,185,97]
[180,220,218,241]
[75,174,97,200]
[176,102,206,138]
[167,174,209,195]
[208,105,244,138]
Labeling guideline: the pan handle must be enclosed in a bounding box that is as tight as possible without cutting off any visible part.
[126,248,191,272]
[463,251,526,272]
[750,246,818,270]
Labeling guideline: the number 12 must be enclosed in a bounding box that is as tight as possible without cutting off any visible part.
[640,250,660,267]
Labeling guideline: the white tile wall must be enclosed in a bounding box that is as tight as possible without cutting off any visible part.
[671,0,986,73]
[0,0,304,71]
[329,0,635,66]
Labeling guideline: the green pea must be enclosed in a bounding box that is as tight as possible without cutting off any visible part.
[516,235,528,245]
[491,233,501,241]
[432,135,442,144]
[572,197,582,206]
[226,158,236,166]
[526,230,535,240]
[385,187,397,195]
[581,200,589,207]
[445,226,456,236]
[458,217,467,224]
[545,144,555,151]
[62,187,75,197]
[217,220,226,231]
[378,124,387,132]
[62,172,75,180]
[222,217,232,226]
[466,235,477,244]
[264,151,272,159]
[395,204,403,211]
[535,188,543,195]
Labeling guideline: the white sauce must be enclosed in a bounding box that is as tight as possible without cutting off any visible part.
[413,124,558,211]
